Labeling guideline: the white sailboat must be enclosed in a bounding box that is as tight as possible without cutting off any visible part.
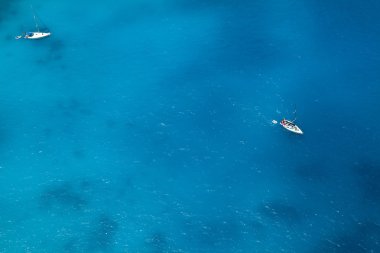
[23,31,51,40]
[272,108,304,135]
[16,7,51,40]
[280,119,303,134]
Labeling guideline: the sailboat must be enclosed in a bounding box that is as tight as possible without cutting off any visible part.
[272,108,304,135]
[15,7,51,40]
[280,119,303,134]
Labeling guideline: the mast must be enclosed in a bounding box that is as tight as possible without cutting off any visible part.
[33,13,39,32]
[292,105,297,122]
[30,5,40,32]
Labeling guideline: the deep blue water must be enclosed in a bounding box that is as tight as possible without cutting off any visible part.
[1,0,380,252]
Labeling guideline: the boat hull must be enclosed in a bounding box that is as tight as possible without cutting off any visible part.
[280,121,303,134]
[25,32,51,39]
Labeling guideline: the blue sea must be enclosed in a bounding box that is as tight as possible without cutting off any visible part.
[1,0,380,252]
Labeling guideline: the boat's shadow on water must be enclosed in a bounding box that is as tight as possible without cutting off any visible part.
[31,37,66,65]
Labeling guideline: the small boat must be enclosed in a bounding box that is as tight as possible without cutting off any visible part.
[16,6,51,40]
[280,119,303,135]
[24,32,51,39]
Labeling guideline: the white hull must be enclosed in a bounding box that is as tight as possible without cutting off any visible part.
[25,32,51,39]
[280,120,303,135]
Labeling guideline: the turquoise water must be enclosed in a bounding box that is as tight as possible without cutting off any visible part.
[1,0,380,252]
